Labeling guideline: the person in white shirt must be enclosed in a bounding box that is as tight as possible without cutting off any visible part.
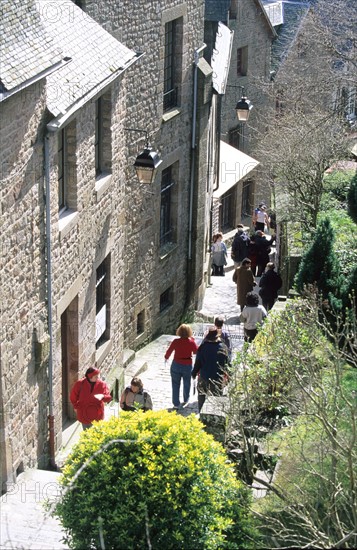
[239,292,267,342]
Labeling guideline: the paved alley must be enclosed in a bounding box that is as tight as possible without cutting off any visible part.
[0,250,246,550]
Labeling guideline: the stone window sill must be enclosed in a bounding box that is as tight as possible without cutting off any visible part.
[162,108,181,123]
[159,242,178,259]
[95,173,112,202]
[58,209,79,240]
[95,339,112,367]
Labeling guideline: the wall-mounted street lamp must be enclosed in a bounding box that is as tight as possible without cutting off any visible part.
[235,87,253,122]
[125,128,162,184]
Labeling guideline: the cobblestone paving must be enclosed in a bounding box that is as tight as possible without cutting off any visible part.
[0,250,248,549]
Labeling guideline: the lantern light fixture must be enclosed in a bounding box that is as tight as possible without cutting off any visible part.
[125,128,162,184]
[235,87,253,122]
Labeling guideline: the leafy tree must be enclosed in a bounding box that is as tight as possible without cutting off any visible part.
[227,296,357,549]
[295,217,341,302]
[254,0,354,230]
[54,411,255,550]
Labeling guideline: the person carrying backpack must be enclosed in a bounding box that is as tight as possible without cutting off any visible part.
[120,377,153,411]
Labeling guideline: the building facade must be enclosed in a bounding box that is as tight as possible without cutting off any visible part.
[204,0,275,232]
[1,0,210,490]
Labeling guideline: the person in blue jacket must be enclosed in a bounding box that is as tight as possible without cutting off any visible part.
[192,327,229,412]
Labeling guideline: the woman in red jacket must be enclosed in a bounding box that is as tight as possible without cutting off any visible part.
[70,367,112,429]
[164,324,198,409]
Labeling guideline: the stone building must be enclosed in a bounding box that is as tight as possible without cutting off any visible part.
[79,0,211,343]
[1,0,210,489]
[204,0,276,232]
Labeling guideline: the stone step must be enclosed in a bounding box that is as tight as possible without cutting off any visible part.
[124,358,148,382]
[123,348,135,368]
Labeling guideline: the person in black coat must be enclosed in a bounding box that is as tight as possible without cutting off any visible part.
[255,230,271,277]
[231,225,250,267]
[259,262,282,311]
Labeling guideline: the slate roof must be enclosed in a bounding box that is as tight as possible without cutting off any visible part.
[0,0,62,93]
[205,0,231,22]
[36,0,138,118]
[262,0,311,74]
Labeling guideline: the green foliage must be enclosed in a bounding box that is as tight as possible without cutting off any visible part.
[347,171,357,223]
[295,217,341,301]
[54,411,256,550]
[255,366,357,549]
[322,169,355,204]
[231,301,323,415]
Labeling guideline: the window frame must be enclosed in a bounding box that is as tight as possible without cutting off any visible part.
[160,166,176,247]
[95,255,111,349]
[58,128,67,213]
[237,46,248,77]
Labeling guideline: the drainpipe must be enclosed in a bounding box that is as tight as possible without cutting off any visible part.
[44,134,56,470]
[188,43,206,261]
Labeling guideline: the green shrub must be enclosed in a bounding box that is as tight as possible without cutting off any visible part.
[295,217,341,303]
[347,171,357,223]
[54,411,255,550]
[230,301,323,415]
[255,366,357,549]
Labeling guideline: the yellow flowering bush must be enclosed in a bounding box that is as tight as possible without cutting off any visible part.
[54,411,255,549]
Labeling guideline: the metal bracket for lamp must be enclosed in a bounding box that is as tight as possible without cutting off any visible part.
[124,128,162,185]
[227,86,253,122]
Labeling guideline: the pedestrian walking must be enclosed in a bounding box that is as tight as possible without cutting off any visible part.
[214,315,232,360]
[240,292,267,342]
[164,324,198,409]
[255,230,271,277]
[247,234,258,276]
[211,232,227,276]
[192,327,229,412]
[259,262,282,311]
[231,224,250,267]
[70,367,112,430]
[232,257,256,311]
[120,377,153,411]
[252,203,270,232]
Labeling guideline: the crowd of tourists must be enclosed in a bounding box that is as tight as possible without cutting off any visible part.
[70,203,282,423]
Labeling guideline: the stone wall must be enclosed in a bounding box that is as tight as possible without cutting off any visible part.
[221,0,275,222]
[1,81,49,484]
[1,0,210,486]
[84,0,208,346]
[49,76,128,449]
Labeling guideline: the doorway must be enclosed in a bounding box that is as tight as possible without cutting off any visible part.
[61,296,79,428]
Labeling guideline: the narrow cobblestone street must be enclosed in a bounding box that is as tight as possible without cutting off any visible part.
[0,249,247,550]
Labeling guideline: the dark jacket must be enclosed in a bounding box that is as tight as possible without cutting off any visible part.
[259,269,282,300]
[231,232,250,263]
[192,340,229,382]
[255,235,271,265]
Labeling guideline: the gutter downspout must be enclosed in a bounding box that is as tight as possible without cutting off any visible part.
[188,43,206,261]
[44,134,56,470]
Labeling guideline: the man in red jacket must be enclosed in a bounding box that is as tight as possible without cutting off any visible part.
[70,367,112,429]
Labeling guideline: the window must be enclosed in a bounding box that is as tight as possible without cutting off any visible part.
[237,46,248,77]
[58,120,77,213]
[58,128,67,211]
[160,165,178,247]
[95,255,111,348]
[228,125,242,151]
[163,18,183,111]
[275,89,285,118]
[136,310,145,336]
[95,93,112,177]
[340,86,357,123]
[160,287,173,312]
[241,180,252,217]
[229,0,238,19]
